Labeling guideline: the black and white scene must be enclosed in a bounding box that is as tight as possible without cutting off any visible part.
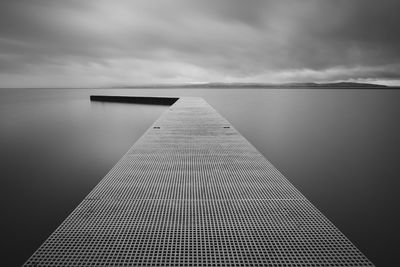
[1,1,399,266]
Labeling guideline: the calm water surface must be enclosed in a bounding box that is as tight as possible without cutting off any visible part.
[1,88,399,266]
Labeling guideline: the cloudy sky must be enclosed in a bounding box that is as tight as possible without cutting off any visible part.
[0,0,399,87]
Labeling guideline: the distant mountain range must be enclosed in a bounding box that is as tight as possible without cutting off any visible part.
[115,82,388,89]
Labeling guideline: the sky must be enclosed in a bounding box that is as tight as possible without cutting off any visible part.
[0,0,400,87]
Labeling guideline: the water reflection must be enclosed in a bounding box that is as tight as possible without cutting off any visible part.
[1,88,399,266]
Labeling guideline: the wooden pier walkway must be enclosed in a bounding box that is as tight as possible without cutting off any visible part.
[24,97,374,266]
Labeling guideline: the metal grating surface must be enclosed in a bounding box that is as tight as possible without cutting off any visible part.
[24,97,374,266]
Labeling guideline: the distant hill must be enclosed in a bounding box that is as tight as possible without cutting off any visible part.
[115,82,388,89]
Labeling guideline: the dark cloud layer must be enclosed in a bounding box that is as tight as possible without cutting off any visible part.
[0,0,399,87]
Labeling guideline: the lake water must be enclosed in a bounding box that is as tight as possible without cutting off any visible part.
[1,88,399,266]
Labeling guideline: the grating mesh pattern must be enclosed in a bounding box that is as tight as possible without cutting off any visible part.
[24,97,374,266]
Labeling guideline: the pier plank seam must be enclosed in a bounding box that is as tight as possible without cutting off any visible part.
[24,97,374,266]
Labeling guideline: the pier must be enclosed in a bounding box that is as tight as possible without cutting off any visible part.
[24,97,374,266]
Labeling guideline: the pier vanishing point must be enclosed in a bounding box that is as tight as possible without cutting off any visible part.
[24,96,374,266]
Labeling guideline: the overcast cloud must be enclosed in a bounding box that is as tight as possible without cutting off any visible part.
[0,0,399,87]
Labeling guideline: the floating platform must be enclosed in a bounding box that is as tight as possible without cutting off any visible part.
[24,97,374,266]
[90,95,178,105]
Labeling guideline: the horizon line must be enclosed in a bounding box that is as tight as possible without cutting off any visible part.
[1,81,399,90]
